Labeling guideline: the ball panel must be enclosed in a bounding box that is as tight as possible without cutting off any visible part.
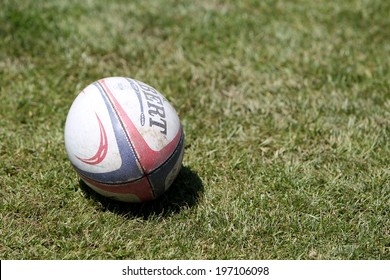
[147,130,185,198]
[65,82,144,184]
[64,84,122,174]
[98,77,182,173]
[80,174,154,203]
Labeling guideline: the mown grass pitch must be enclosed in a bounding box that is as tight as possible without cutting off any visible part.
[0,0,389,259]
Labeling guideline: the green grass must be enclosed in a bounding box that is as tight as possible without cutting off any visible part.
[0,0,389,259]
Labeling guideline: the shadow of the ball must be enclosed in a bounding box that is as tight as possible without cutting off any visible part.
[79,166,203,219]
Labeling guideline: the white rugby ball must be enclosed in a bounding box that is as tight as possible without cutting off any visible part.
[64,77,184,202]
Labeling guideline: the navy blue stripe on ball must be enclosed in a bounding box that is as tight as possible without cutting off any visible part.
[147,130,185,198]
[74,82,144,184]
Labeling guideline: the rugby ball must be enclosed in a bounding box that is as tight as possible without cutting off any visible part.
[64,77,184,202]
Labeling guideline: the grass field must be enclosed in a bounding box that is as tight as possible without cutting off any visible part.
[0,0,389,259]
